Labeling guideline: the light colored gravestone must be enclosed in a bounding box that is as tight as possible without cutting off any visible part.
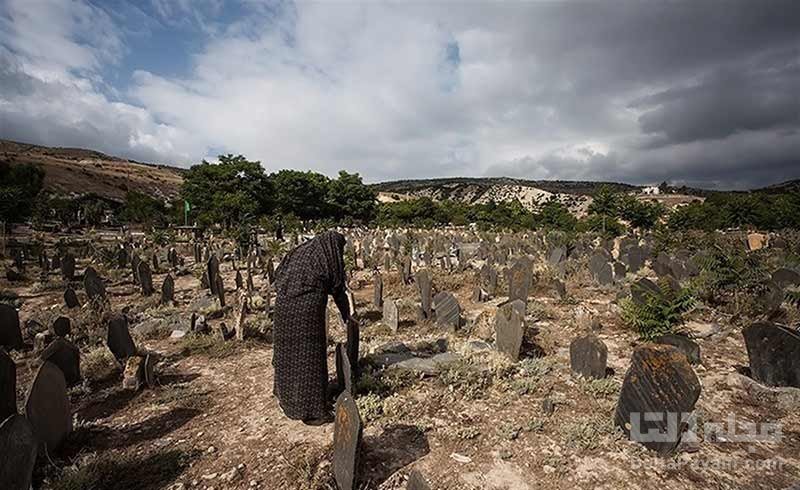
[614,344,701,455]
[123,356,145,391]
[41,338,81,387]
[51,316,70,337]
[1,348,16,420]
[161,274,175,305]
[25,361,72,453]
[383,299,399,333]
[416,270,433,320]
[83,266,105,302]
[433,292,460,331]
[0,414,37,490]
[0,304,23,351]
[480,264,498,297]
[569,334,607,379]
[744,322,800,388]
[506,257,533,305]
[107,315,136,362]
[495,300,526,361]
[373,273,383,309]
[64,287,80,309]
[234,291,249,341]
[333,390,363,490]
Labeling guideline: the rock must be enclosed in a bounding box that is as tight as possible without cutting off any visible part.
[743,322,800,388]
[655,334,701,365]
[383,299,399,333]
[170,330,187,340]
[569,334,608,379]
[747,233,767,251]
[772,268,800,289]
[0,414,38,490]
[0,304,23,351]
[387,353,460,376]
[406,469,431,490]
[495,300,526,361]
[726,372,800,411]
[684,321,720,339]
[122,356,145,391]
[24,361,72,453]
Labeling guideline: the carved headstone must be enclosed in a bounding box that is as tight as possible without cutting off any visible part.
[743,322,800,388]
[24,361,72,453]
[433,291,460,331]
[333,391,363,490]
[569,334,608,379]
[0,414,37,490]
[495,300,526,361]
[107,315,136,362]
[506,257,533,304]
[383,299,399,333]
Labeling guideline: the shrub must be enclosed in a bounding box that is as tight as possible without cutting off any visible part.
[620,279,697,340]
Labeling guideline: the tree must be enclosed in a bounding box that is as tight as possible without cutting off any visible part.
[325,171,378,224]
[270,170,331,222]
[618,194,664,230]
[0,162,45,226]
[536,199,577,231]
[117,191,167,226]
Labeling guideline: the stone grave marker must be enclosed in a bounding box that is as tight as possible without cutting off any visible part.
[743,322,800,388]
[107,315,137,362]
[655,334,701,365]
[402,256,412,285]
[41,338,81,387]
[208,255,221,294]
[0,304,23,351]
[406,469,431,490]
[569,334,608,379]
[0,414,38,490]
[333,390,363,490]
[131,255,141,285]
[83,266,105,302]
[383,299,399,333]
[24,361,72,453]
[60,253,75,281]
[506,257,533,304]
[1,348,16,420]
[215,274,226,307]
[433,291,460,331]
[336,342,353,394]
[480,264,498,297]
[64,287,80,309]
[51,316,71,337]
[416,270,433,320]
[235,270,244,290]
[631,278,661,306]
[138,261,154,296]
[614,344,701,455]
[373,273,383,309]
[773,267,800,289]
[495,299,526,361]
[161,274,175,305]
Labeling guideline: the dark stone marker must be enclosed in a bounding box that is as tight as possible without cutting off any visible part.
[0,348,16,420]
[60,253,75,281]
[138,261,154,296]
[24,361,72,453]
[743,322,800,388]
[0,304,23,351]
[207,255,220,294]
[631,278,661,306]
[653,252,673,278]
[383,299,399,333]
[373,273,383,309]
[614,344,701,455]
[51,316,71,337]
[0,414,38,490]
[506,257,533,304]
[161,274,175,305]
[235,270,244,290]
[346,317,359,380]
[116,246,128,269]
[64,287,80,309]
[772,268,800,289]
[333,390,363,490]
[83,266,105,301]
[41,338,81,387]
[131,255,141,285]
[552,279,567,300]
[402,256,412,285]
[215,274,226,307]
[433,291,461,331]
[480,264,498,297]
[495,299,526,361]
[107,314,137,362]
[416,270,433,320]
[655,334,701,365]
[406,469,431,490]
[570,334,608,379]
[336,342,353,394]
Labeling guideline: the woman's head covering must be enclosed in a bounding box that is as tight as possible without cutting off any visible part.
[316,230,347,292]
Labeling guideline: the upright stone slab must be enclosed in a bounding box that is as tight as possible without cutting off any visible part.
[24,361,72,453]
[107,315,136,362]
[51,316,71,337]
[495,300,526,361]
[743,322,800,388]
[215,274,226,307]
[333,391,363,490]
[161,274,175,305]
[401,256,412,285]
[614,344,701,455]
[207,255,220,294]
[41,338,81,387]
[433,292,460,331]
[138,261,154,296]
[506,257,533,304]
[570,334,608,379]
[64,287,80,309]
[631,278,661,306]
[60,253,75,281]
[0,348,16,420]
[416,270,433,320]
[0,414,37,490]
[373,273,383,309]
[336,342,353,394]
[480,264,498,297]
[772,268,800,289]
[406,469,431,490]
[0,304,23,351]
[83,266,105,302]
[655,334,701,365]
[383,299,399,333]
[131,255,141,285]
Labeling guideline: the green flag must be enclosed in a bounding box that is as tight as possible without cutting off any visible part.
[184,200,191,212]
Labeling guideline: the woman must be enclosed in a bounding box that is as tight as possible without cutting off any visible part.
[272,231,350,422]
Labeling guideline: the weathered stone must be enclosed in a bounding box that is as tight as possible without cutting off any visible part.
[235,270,243,290]
[433,291,460,331]
[0,348,16,420]
[631,278,661,306]
[743,322,800,388]
[373,273,383,309]
[207,255,220,294]
[416,270,433,320]
[406,469,431,490]
[51,316,71,337]
[772,268,800,289]
[727,372,800,411]
[122,356,145,391]
[138,261,154,296]
[0,414,37,490]
[161,274,175,305]
[60,253,75,281]
[333,390,362,490]
[107,315,136,362]
[64,287,80,309]
[495,300,526,361]
[215,274,226,308]
[552,279,567,300]
[83,266,105,302]
[569,334,608,379]
[41,338,81,387]
[506,257,533,304]
[383,299,399,333]
[747,232,767,251]
[652,252,673,278]
[24,361,72,453]
[548,246,566,265]
[655,334,701,365]
[336,342,353,394]
[0,304,23,351]
[614,344,701,455]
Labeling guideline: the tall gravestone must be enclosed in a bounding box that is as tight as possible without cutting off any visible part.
[383,299,399,333]
[406,469,431,490]
[41,338,82,387]
[83,266,106,302]
[569,334,608,379]
[373,273,383,309]
[60,253,75,281]
[433,292,460,331]
[51,316,71,337]
[24,361,72,453]
[336,342,353,394]
[416,270,433,320]
[107,315,137,362]
[744,322,800,388]
[208,255,220,295]
[64,287,80,309]
[495,300,526,361]
[0,414,38,490]
[138,261,154,296]
[131,255,141,285]
[0,304,23,351]
[0,348,16,420]
[506,257,533,305]
[333,391,363,490]
[161,274,175,305]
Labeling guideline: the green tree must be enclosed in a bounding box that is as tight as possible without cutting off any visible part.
[117,191,167,226]
[536,199,577,231]
[270,170,331,222]
[0,162,45,226]
[325,171,378,224]
[587,185,620,234]
[618,194,664,230]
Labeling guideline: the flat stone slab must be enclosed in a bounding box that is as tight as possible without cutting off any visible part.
[386,352,460,377]
[0,414,38,490]
[24,361,72,453]
[726,372,800,411]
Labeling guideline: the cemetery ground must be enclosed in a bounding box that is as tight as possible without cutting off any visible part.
[2,230,800,489]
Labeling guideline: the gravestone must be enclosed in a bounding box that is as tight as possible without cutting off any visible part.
[1,348,16,420]
[614,344,701,455]
[51,316,71,337]
[333,391,363,490]
[168,247,179,268]
[131,255,141,284]
[402,256,412,285]
[655,334,701,365]
[406,470,431,490]
[373,273,383,309]
[24,361,72,453]
[64,287,80,309]
[235,270,244,290]
[743,322,800,388]
[383,299,399,333]
[416,270,433,320]
[653,252,672,277]
[433,292,460,331]
[107,315,136,362]
[548,246,566,265]
[83,266,105,302]
[41,338,81,387]
[208,255,221,294]
[569,334,608,379]
[631,278,661,306]
[215,274,226,307]
[480,264,498,297]
[552,279,567,300]
[60,253,75,281]
[246,270,255,292]
[0,414,37,490]
[495,300,526,361]
[772,268,800,289]
[346,317,359,379]
[336,342,353,394]
[152,252,160,273]
[116,246,128,269]
[138,261,154,296]
[0,304,23,351]
[506,257,533,304]
[161,274,175,305]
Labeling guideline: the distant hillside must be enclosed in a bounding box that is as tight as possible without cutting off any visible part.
[0,139,184,203]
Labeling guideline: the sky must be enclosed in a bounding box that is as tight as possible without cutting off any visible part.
[1,0,799,190]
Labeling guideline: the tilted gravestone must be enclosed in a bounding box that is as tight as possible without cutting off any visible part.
[655,334,701,365]
[383,299,399,333]
[552,279,567,300]
[235,270,244,290]
[83,266,106,302]
[570,334,608,379]
[433,291,461,331]
[416,270,433,320]
[495,300,526,361]
[0,414,38,490]
[506,257,533,305]
[64,287,80,309]
[107,315,137,362]
[336,342,353,394]
[138,261,154,296]
[51,316,71,337]
[614,344,701,455]
[373,273,383,309]
[41,338,81,387]
[25,361,72,453]
[333,390,363,490]
[161,274,175,305]
[1,347,16,420]
[743,322,800,388]
[0,304,23,351]
[208,255,221,295]
[631,278,661,306]
[215,274,226,307]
